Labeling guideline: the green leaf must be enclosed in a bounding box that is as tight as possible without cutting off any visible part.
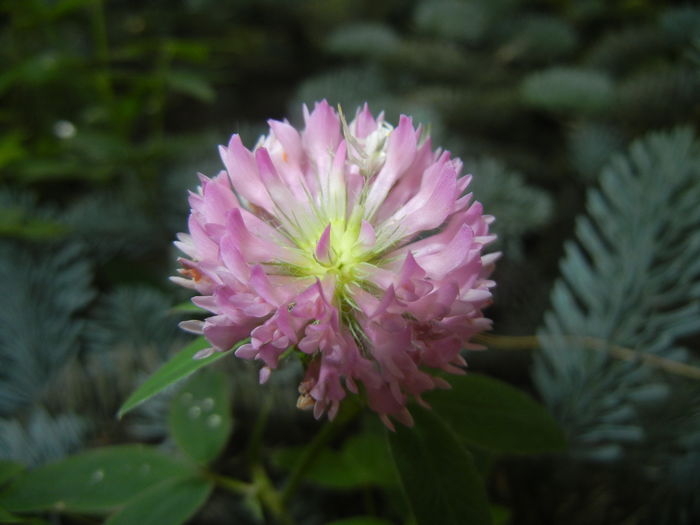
[425,374,566,454]
[118,337,243,419]
[0,505,47,523]
[104,476,213,525]
[0,462,24,487]
[169,370,233,464]
[273,431,397,490]
[0,504,22,523]
[387,408,492,525]
[0,446,194,513]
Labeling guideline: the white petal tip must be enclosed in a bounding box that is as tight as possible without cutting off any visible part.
[193,347,216,360]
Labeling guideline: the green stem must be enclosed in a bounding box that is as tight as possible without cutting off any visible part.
[246,393,273,465]
[475,333,700,380]
[281,400,361,505]
[209,472,254,496]
[252,464,296,525]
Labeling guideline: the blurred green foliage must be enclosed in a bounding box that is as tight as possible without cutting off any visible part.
[0,0,699,524]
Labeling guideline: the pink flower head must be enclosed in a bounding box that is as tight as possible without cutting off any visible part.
[173,101,497,429]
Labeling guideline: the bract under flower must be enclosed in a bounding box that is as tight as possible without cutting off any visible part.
[174,101,497,428]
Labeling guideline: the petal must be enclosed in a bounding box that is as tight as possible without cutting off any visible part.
[249,265,285,307]
[385,160,458,241]
[268,119,303,167]
[351,103,378,139]
[374,137,434,223]
[204,314,255,350]
[178,319,204,334]
[315,224,332,265]
[187,214,219,262]
[219,134,274,213]
[415,224,475,278]
[219,235,251,282]
[358,220,376,249]
[365,115,418,217]
[197,171,240,224]
[302,100,341,169]
[256,147,318,237]
[226,208,302,265]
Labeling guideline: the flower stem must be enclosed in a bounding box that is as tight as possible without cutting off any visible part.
[475,333,700,380]
[211,469,295,525]
[246,393,273,465]
[209,472,254,495]
[281,400,361,505]
[252,463,296,525]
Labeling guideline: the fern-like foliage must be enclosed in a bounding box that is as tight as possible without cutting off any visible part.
[40,285,188,421]
[0,407,87,466]
[0,242,95,416]
[86,285,184,358]
[62,193,163,260]
[534,128,700,461]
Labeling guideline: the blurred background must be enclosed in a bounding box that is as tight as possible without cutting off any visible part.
[1,0,699,524]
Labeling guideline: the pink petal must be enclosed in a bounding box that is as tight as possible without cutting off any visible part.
[374,137,434,223]
[268,119,303,167]
[351,103,377,139]
[225,208,301,265]
[358,220,376,248]
[302,100,341,169]
[365,115,418,216]
[249,265,285,307]
[315,224,332,265]
[386,161,458,240]
[415,224,474,278]
[219,135,274,213]
[219,235,251,282]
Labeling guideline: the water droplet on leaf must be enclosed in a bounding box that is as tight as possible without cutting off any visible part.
[90,469,105,483]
